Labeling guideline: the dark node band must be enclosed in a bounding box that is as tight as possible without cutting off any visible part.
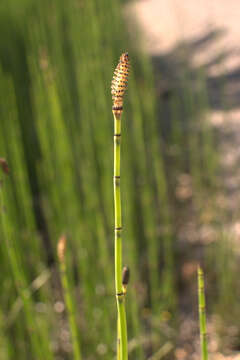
[114,175,120,179]
[116,292,124,297]
[114,134,121,137]
[112,106,123,111]
[115,227,122,231]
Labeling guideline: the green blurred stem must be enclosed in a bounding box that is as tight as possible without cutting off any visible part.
[117,316,120,360]
[198,266,208,360]
[113,113,128,360]
[59,260,82,360]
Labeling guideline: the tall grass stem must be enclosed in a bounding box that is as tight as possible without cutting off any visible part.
[57,235,82,360]
[113,112,128,360]
[198,266,208,360]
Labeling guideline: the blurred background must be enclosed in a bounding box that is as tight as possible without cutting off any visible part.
[0,0,240,359]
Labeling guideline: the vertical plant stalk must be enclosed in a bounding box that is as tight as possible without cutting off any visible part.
[113,111,128,360]
[57,235,82,360]
[198,266,208,360]
[111,53,130,360]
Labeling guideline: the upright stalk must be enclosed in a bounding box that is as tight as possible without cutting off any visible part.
[111,53,130,360]
[57,235,82,360]
[198,266,208,360]
[114,112,128,360]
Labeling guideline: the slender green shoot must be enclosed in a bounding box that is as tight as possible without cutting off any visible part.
[57,235,82,360]
[113,112,128,360]
[198,265,208,360]
[111,53,130,360]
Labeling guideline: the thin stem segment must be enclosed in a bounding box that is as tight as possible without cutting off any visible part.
[198,266,208,360]
[58,236,82,360]
[113,112,128,360]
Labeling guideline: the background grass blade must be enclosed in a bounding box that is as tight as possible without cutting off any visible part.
[198,266,208,360]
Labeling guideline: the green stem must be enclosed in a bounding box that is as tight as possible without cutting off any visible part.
[59,260,82,360]
[117,316,120,360]
[198,266,208,360]
[113,113,128,360]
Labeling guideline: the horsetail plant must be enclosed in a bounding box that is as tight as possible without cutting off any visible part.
[111,52,130,360]
[198,266,208,360]
[57,235,82,360]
